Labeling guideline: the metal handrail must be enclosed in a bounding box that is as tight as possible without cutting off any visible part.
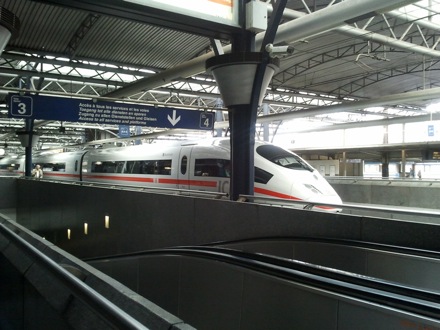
[239,194,342,210]
[90,246,440,321]
[327,176,440,183]
[0,219,150,330]
[19,177,440,218]
[239,194,440,219]
[21,176,229,199]
[17,177,440,219]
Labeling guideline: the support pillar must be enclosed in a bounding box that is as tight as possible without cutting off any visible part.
[342,151,347,177]
[401,149,406,178]
[16,119,39,177]
[206,0,286,200]
[206,53,279,200]
[229,105,257,197]
[25,120,33,177]
[382,152,390,178]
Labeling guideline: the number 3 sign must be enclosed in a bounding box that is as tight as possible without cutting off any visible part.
[10,95,33,117]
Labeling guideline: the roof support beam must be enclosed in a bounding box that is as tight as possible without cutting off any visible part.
[64,13,100,58]
[278,7,440,57]
[106,0,419,98]
[252,86,440,124]
[289,113,440,134]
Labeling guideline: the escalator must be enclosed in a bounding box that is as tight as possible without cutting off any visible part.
[217,237,440,292]
[87,241,440,330]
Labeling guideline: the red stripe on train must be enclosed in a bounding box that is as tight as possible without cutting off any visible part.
[158,178,218,187]
[82,175,154,183]
[254,187,301,200]
[44,172,79,178]
[254,187,338,211]
[81,175,218,187]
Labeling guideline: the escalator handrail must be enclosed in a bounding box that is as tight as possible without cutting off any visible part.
[0,220,149,330]
[208,236,440,260]
[87,245,440,321]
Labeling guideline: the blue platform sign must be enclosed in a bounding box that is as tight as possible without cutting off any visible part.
[10,95,33,117]
[8,94,215,130]
[118,125,130,138]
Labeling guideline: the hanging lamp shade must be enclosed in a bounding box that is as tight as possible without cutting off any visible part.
[0,7,19,56]
[206,52,279,108]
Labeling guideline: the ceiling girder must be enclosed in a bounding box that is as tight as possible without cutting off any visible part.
[106,0,419,98]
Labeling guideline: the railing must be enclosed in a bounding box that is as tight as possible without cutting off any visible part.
[18,177,440,221]
[327,176,440,183]
[0,218,149,329]
[239,194,440,222]
[22,176,229,199]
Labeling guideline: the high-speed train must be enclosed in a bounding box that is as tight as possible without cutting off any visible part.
[0,138,342,210]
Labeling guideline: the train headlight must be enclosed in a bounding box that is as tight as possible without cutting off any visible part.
[304,183,323,195]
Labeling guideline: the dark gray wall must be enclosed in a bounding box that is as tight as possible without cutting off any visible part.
[0,177,17,209]
[0,254,70,330]
[14,179,440,258]
[328,178,440,209]
[0,215,195,330]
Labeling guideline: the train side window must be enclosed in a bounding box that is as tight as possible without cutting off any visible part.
[102,161,116,173]
[194,159,230,177]
[157,160,172,175]
[254,167,273,184]
[115,161,125,173]
[124,161,140,174]
[92,161,124,173]
[91,161,104,173]
[75,160,78,172]
[139,160,155,174]
[125,159,172,175]
[41,162,66,172]
[181,156,187,175]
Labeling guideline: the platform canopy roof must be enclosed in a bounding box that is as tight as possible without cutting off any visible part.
[1,0,440,153]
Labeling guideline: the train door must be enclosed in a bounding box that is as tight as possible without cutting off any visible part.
[79,151,89,181]
[177,146,193,190]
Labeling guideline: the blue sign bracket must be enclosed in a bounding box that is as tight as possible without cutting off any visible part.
[8,94,215,131]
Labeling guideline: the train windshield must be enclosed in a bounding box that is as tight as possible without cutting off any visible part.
[257,145,314,172]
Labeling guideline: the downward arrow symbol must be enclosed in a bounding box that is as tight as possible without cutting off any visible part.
[167,110,181,126]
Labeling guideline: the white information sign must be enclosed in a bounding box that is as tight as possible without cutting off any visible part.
[124,0,238,27]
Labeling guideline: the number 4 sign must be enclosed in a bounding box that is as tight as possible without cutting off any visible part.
[10,95,33,117]
[199,112,214,129]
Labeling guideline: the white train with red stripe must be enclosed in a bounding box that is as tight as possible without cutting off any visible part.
[0,138,342,210]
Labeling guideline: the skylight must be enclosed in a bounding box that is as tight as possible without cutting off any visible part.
[396,0,440,24]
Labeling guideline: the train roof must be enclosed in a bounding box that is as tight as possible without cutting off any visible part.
[0,154,25,161]
[10,137,281,160]
[90,137,229,152]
